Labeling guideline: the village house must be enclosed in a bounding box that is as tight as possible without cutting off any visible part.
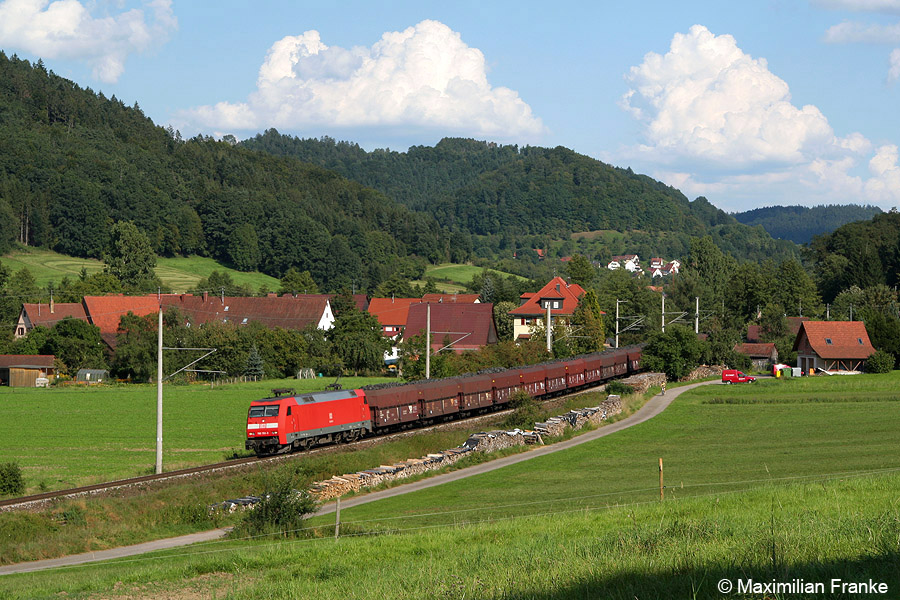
[747,316,808,343]
[734,342,779,370]
[792,321,876,374]
[404,302,499,353]
[15,301,89,339]
[508,276,585,341]
[607,255,641,273]
[160,293,335,332]
[16,294,340,351]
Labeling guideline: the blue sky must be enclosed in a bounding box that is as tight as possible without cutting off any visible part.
[2,0,900,212]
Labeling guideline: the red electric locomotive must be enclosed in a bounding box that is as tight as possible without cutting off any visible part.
[245,389,371,454]
[245,345,643,455]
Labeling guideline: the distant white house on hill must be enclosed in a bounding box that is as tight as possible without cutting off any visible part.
[607,255,641,273]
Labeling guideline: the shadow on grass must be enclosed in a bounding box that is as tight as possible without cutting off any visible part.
[491,552,900,600]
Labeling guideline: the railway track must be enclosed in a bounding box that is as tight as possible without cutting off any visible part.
[0,383,612,512]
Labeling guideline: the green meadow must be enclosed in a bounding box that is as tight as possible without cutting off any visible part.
[2,373,899,598]
[425,263,529,285]
[0,248,279,292]
[0,377,392,491]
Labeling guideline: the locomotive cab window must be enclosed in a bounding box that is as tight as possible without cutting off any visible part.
[249,405,280,418]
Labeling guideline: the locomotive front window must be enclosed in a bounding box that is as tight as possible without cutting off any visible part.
[249,405,280,418]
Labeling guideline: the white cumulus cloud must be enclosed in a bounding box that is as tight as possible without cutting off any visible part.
[622,25,900,209]
[889,47,900,80]
[819,0,900,83]
[814,0,900,14]
[181,20,544,140]
[0,0,176,83]
[621,25,846,169]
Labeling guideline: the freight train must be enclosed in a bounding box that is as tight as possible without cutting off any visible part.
[245,345,642,455]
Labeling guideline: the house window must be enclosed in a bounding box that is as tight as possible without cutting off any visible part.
[825,338,832,344]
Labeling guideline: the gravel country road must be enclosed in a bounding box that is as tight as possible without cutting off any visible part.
[0,379,717,576]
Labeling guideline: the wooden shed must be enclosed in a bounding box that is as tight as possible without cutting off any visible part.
[0,355,57,387]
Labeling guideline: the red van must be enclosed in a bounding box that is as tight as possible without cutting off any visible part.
[722,369,756,384]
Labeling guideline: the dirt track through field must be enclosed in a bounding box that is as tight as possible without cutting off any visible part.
[0,380,716,576]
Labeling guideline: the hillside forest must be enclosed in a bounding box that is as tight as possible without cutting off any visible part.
[1,52,899,380]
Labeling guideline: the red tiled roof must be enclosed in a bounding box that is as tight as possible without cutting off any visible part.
[82,295,163,335]
[367,298,424,328]
[792,321,875,359]
[0,354,56,368]
[748,317,806,343]
[734,343,777,358]
[160,294,331,330]
[508,277,585,317]
[21,303,88,328]
[786,317,808,334]
[404,303,498,352]
[747,324,761,342]
[309,294,369,312]
[422,293,480,304]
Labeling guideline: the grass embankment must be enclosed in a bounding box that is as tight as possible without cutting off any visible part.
[0,247,278,292]
[0,377,393,492]
[4,374,898,598]
[5,474,898,599]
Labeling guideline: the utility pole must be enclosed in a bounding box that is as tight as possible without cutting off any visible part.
[694,297,699,334]
[156,307,163,475]
[425,303,431,380]
[615,299,620,349]
[546,302,552,353]
[661,294,666,333]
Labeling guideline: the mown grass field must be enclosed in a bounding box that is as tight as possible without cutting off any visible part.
[425,263,529,285]
[3,373,899,598]
[0,377,392,492]
[0,247,279,292]
[318,374,900,531]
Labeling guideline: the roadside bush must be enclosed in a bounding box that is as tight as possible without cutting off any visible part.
[605,381,632,396]
[867,350,895,374]
[0,462,25,496]
[230,472,317,539]
[502,390,544,430]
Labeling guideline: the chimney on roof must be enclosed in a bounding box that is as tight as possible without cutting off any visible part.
[49,291,54,314]
[203,291,208,303]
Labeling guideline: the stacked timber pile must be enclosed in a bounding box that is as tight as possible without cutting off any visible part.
[309,448,478,502]
[534,394,622,437]
[620,372,666,394]
[462,429,542,453]
[680,365,725,381]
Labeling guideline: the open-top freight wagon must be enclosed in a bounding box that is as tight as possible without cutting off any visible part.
[245,345,642,455]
